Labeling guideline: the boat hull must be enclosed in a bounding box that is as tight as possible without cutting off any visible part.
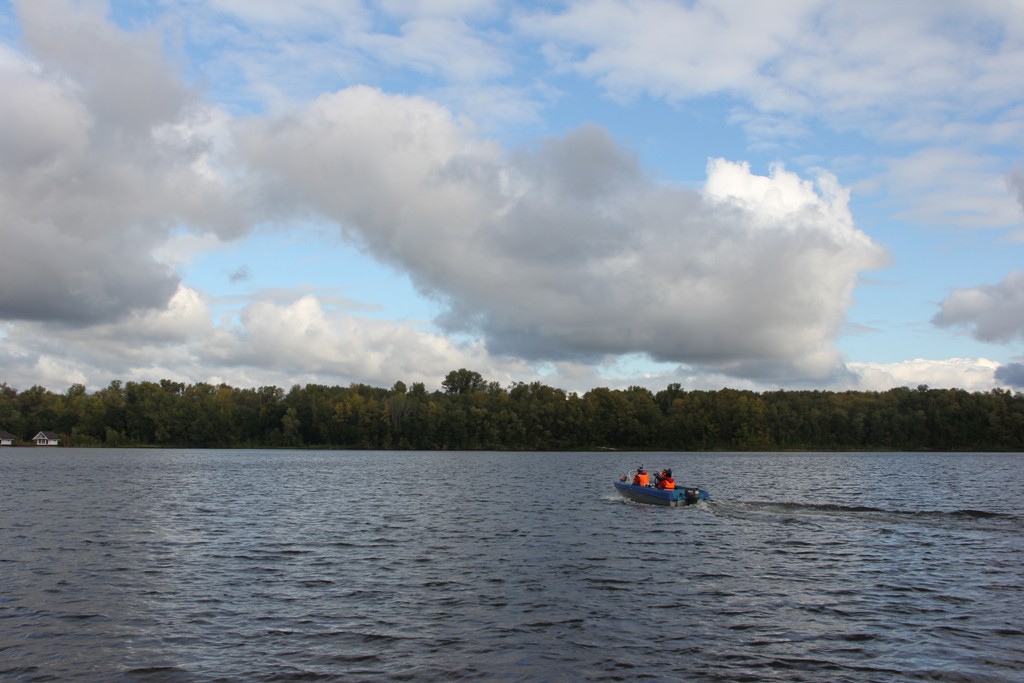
[614,481,709,507]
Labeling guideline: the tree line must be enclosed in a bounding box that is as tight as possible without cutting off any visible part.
[2,369,1023,451]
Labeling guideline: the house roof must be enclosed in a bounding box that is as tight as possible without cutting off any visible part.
[0,430,16,440]
[34,431,60,439]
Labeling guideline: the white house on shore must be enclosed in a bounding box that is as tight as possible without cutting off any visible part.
[0,430,16,446]
[33,431,60,446]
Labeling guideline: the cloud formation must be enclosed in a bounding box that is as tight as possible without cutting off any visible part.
[0,0,248,324]
[239,87,886,382]
[522,1,1024,140]
[1,1,1019,395]
[523,1,1024,231]
[850,357,1001,393]
[995,362,1024,389]
[1010,167,1024,212]
[0,285,525,393]
[933,270,1024,343]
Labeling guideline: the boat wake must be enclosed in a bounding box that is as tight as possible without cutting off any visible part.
[708,500,1022,530]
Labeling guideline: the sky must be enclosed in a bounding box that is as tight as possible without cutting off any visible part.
[1,0,1023,396]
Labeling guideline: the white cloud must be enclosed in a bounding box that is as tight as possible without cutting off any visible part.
[161,0,521,117]
[0,286,207,390]
[356,16,509,83]
[27,355,90,392]
[933,270,1024,342]
[239,86,887,383]
[1,284,1007,396]
[849,357,1001,393]
[0,290,530,392]
[3,0,1017,397]
[522,0,814,104]
[153,232,227,269]
[523,0,1024,232]
[205,0,369,30]
[377,0,497,20]
[879,148,1023,229]
[203,295,505,383]
[0,0,250,324]
[522,1,1024,137]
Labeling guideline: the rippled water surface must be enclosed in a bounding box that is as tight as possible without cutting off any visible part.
[2,449,1022,682]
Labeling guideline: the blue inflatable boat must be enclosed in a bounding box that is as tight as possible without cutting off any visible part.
[614,467,709,507]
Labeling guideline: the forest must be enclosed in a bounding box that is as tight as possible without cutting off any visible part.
[2,369,1024,451]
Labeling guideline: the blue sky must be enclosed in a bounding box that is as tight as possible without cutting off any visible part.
[1,0,1023,394]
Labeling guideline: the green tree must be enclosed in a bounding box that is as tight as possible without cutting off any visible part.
[442,369,487,395]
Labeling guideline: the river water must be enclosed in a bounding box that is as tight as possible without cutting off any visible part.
[1,449,1022,682]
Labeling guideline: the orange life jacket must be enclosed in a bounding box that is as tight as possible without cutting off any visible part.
[658,476,675,490]
[633,471,650,486]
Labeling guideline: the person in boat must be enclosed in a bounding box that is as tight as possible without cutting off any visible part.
[632,466,650,486]
[656,468,676,490]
